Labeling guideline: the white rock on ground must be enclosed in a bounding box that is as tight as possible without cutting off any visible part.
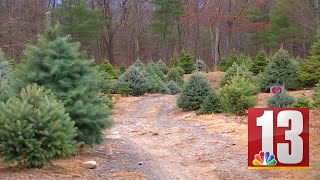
[81,161,97,169]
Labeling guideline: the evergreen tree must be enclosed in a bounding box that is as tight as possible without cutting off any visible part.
[220,75,259,115]
[119,64,126,75]
[178,50,196,74]
[166,67,184,86]
[98,62,120,82]
[0,84,77,168]
[177,73,212,110]
[250,50,269,75]
[166,80,180,95]
[146,70,168,94]
[290,95,312,108]
[313,83,320,107]
[115,66,149,96]
[11,24,113,145]
[197,91,224,115]
[220,62,254,87]
[298,41,320,87]
[195,59,207,72]
[156,60,169,74]
[267,91,295,108]
[54,0,103,45]
[133,58,145,71]
[151,0,184,39]
[260,49,300,91]
[0,53,10,102]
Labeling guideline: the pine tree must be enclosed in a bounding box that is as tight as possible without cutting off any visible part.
[313,83,320,107]
[156,60,169,74]
[133,58,145,71]
[260,49,300,91]
[166,80,180,95]
[267,91,295,108]
[11,24,113,145]
[178,50,195,74]
[0,84,77,168]
[298,41,320,87]
[0,53,10,102]
[250,50,269,75]
[220,62,254,87]
[54,0,103,45]
[290,95,312,108]
[177,73,212,110]
[98,62,120,82]
[220,75,259,115]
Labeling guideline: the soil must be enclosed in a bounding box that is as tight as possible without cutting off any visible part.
[1,72,319,179]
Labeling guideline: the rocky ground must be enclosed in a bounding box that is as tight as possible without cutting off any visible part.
[0,72,319,180]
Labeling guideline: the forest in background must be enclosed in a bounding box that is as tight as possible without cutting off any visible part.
[0,0,319,66]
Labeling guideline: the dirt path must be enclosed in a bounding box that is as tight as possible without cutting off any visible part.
[97,94,266,180]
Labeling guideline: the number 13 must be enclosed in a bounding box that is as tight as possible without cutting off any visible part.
[257,110,303,164]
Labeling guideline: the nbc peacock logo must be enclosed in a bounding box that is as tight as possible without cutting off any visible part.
[253,151,277,166]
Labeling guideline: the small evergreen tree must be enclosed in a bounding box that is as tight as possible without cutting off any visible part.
[11,24,113,145]
[250,50,269,75]
[116,66,149,96]
[0,54,10,102]
[98,62,120,82]
[133,58,145,71]
[146,63,165,80]
[176,66,185,76]
[177,73,212,110]
[197,91,224,115]
[260,49,300,91]
[220,76,259,115]
[166,67,184,85]
[119,64,126,75]
[267,91,295,108]
[0,84,77,168]
[220,62,254,87]
[217,53,252,72]
[178,50,195,74]
[166,80,181,95]
[290,95,313,108]
[156,60,169,74]
[298,41,320,87]
[195,59,207,72]
[146,70,168,94]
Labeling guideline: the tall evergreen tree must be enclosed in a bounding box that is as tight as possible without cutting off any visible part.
[11,24,113,145]
[54,0,103,46]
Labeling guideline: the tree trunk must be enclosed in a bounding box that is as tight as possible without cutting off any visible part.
[214,26,220,66]
[209,25,215,66]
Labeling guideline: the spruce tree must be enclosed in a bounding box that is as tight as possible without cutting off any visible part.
[195,59,207,72]
[220,62,254,87]
[313,83,320,107]
[298,41,320,87]
[197,91,224,115]
[166,80,181,95]
[0,53,10,102]
[250,50,269,75]
[177,73,212,110]
[0,84,77,168]
[115,66,149,96]
[267,91,295,108]
[166,67,184,86]
[260,49,300,91]
[11,24,113,145]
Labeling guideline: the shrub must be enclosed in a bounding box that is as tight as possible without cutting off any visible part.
[290,95,313,108]
[267,91,295,108]
[250,50,269,75]
[166,67,184,86]
[0,84,77,168]
[260,49,300,91]
[116,66,149,96]
[298,41,320,87]
[197,91,224,115]
[178,50,195,74]
[220,62,254,87]
[177,73,212,110]
[220,75,259,115]
[166,80,181,95]
[11,24,113,145]
[195,59,207,72]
